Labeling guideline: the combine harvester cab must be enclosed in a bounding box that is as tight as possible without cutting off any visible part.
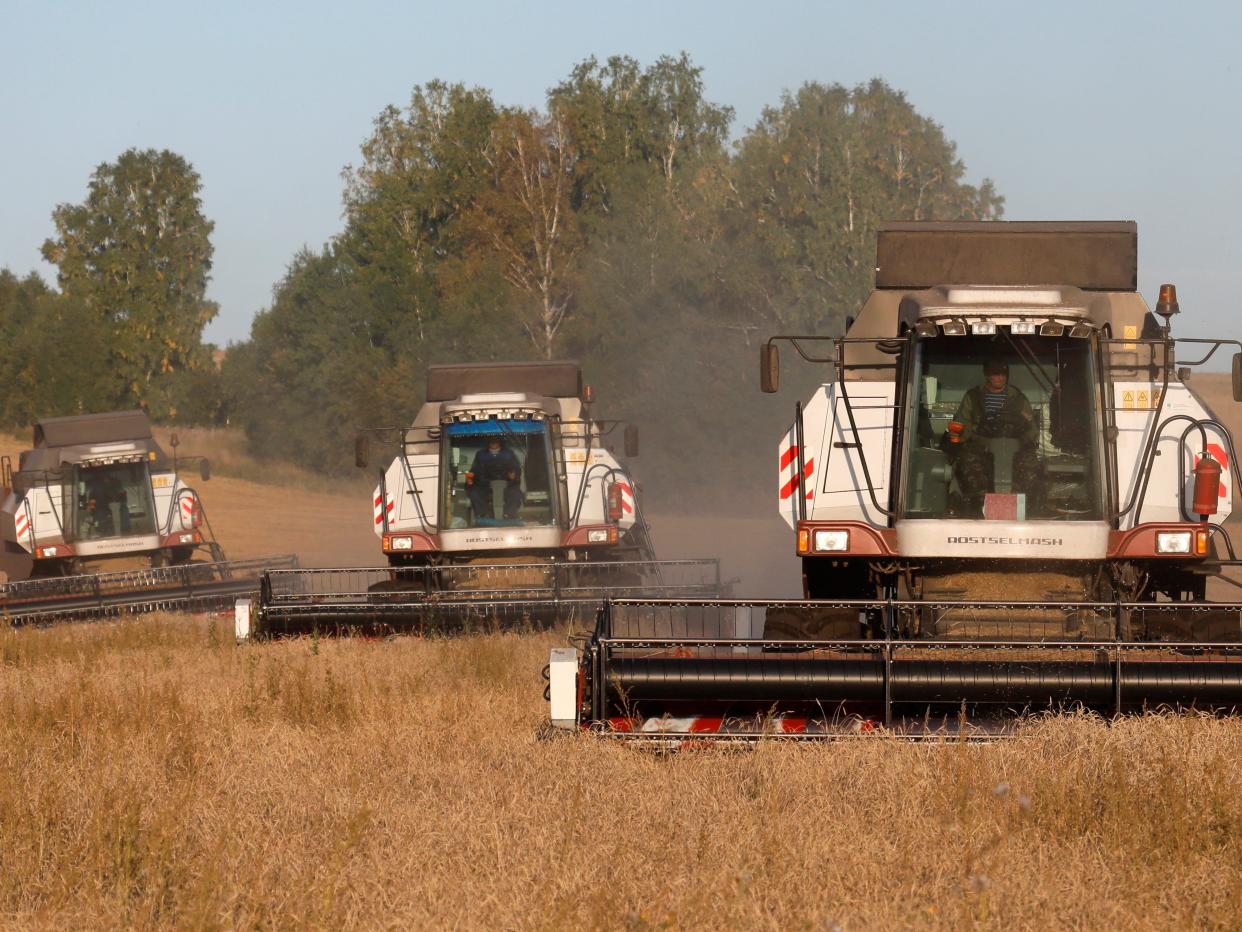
[253,361,718,634]
[0,410,295,624]
[552,221,1242,740]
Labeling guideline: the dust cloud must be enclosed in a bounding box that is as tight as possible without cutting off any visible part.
[643,509,801,599]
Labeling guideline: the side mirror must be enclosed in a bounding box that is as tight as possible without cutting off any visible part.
[355,434,370,469]
[624,424,639,458]
[198,458,211,482]
[1233,353,1242,403]
[760,343,780,393]
[581,383,595,405]
[170,432,180,449]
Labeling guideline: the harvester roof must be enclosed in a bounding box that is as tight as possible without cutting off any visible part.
[33,410,154,449]
[875,221,1137,292]
[20,410,166,474]
[426,361,582,402]
[838,222,1156,381]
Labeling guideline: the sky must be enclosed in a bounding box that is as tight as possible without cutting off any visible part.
[2,0,1240,351]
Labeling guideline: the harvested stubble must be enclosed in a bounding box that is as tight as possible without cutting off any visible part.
[0,618,1240,929]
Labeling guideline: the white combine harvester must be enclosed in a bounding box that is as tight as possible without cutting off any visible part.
[0,410,294,623]
[252,361,718,634]
[551,221,1242,739]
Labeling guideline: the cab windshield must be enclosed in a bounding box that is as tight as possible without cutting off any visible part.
[901,334,1105,520]
[68,461,158,541]
[441,420,556,528]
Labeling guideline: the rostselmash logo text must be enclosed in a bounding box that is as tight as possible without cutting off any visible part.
[464,534,536,545]
[946,536,1063,546]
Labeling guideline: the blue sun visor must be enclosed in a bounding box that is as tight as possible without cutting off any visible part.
[444,419,547,437]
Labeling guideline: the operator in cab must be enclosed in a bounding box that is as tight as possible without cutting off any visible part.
[84,470,130,538]
[946,360,1041,515]
[467,437,524,522]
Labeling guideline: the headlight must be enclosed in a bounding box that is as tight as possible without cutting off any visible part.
[1009,321,1038,335]
[813,530,850,552]
[1156,531,1192,554]
[587,528,612,543]
[971,321,997,335]
[389,535,414,551]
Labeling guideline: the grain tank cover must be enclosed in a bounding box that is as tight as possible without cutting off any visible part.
[875,221,1137,292]
[426,361,582,402]
[33,410,154,449]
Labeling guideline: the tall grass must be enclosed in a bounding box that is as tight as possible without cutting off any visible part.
[149,426,371,496]
[0,616,1239,928]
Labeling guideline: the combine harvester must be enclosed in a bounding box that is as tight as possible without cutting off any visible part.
[549,221,1242,739]
[247,361,718,635]
[0,411,295,624]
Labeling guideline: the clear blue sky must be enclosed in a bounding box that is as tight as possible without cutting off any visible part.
[3,0,1239,349]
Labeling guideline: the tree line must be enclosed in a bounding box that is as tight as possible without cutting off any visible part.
[1,55,1001,507]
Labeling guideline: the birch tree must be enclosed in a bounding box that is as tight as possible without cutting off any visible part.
[465,108,583,359]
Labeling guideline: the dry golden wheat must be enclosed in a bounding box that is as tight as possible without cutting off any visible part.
[0,615,1238,929]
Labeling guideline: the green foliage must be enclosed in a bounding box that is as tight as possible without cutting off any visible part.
[41,148,217,415]
[0,270,113,425]
[2,61,993,510]
[229,63,1003,507]
[549,53,734,216]
[726,79,1005,335]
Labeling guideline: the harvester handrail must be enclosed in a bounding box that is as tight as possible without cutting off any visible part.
[1123,413,1235,524]
[35,469,68,542]
[1103,334,1241,522]
[832,337,897,518]
[395,452,438,533]
[569,462,625,529]
[1163,336,1242,368]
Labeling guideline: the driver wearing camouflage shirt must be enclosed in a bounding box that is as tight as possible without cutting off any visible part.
[946,359,1041,515]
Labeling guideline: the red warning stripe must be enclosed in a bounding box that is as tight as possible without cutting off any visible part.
[375,496,395,525]
[779,458,814,500]
[779,445,799,470]
[615,481,634,515]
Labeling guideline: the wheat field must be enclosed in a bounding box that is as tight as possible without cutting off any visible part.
[0,374,1239,927]
[0,615,1237,930]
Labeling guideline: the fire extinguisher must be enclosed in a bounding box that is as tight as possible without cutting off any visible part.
[1193,451,1222,520]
